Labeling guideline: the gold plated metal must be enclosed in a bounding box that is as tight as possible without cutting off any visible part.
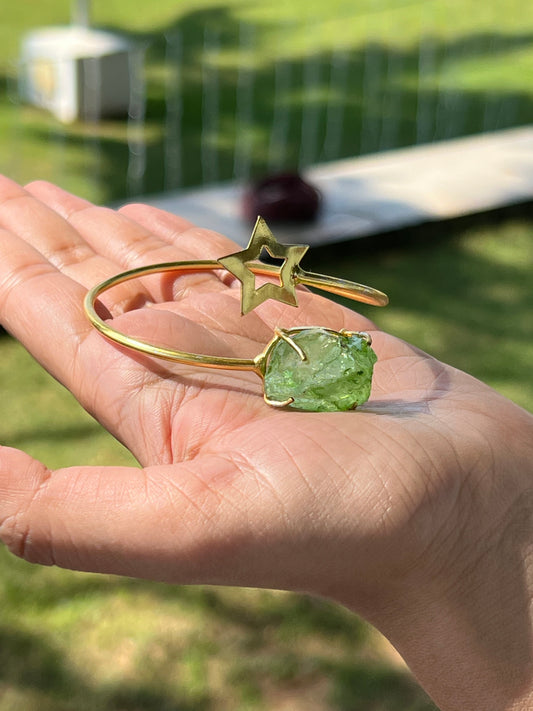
[340,328,372,346]
[218,217,309,314]
[274,328,307,361]
[83,218,388,405]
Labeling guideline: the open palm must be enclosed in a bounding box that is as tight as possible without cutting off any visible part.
[3,176,533,711]
[0,176,523,614]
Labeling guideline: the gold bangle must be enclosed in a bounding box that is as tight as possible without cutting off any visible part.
[84,217,388,411]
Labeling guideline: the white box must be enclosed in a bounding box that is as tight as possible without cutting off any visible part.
[19,26,133,123]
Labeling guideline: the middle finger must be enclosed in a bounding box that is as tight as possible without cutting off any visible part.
[27,181,237,304]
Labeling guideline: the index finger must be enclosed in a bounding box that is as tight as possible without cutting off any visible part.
[0,227,94,393]
[0,177,153,315]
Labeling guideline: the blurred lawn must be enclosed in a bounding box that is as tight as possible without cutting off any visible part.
[1,208,532,710]
[1,0,533,202]
[313,210,533,413]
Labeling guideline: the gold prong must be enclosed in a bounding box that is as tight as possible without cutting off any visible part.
[263,394,295,408]
[340,329,372,345]
[274,328,307,361]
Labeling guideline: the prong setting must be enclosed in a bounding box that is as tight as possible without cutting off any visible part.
[274,328,307,361]
[263,395,295,408]
[340,329,372,345]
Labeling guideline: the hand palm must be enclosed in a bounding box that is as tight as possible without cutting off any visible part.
[0,178,504,608]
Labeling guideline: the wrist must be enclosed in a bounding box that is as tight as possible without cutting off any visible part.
[375,497,533,711]
[336,399,533,711]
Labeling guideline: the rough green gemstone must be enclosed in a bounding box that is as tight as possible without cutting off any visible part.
[264,327,377,412]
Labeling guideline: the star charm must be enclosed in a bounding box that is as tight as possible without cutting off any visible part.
[218,217,309,315]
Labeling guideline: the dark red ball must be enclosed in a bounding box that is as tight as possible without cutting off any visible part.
[243,172,321,223]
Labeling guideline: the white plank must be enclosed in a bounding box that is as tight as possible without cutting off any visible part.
[135,126,533,247]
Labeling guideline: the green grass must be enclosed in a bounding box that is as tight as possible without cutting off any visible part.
[0,556,433,711]
[1,209,531,710]
[312,211,533,412]
[1,0,533,202]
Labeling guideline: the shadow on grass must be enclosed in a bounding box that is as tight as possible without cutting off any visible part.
[0,625,211,710]
[0,623,435,710]
[329,662,434,711]
[1,4,532,202]
[1,422,110,446]
[0,544,437,709]
[0,570,437,710]
[2,553,366,643]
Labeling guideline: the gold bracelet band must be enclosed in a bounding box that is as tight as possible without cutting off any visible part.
[84,217,388,411]
[84,259,387,374]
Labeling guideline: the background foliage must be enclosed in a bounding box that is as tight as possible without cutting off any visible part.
[1,0,532,202]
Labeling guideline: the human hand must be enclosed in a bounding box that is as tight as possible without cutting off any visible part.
[0,177,532,710]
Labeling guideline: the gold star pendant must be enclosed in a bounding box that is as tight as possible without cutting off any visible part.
[218,217,309,315]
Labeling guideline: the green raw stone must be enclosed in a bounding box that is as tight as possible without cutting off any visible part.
[264,327,377,412]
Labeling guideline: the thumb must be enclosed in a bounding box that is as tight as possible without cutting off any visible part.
[0,445,257,584]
